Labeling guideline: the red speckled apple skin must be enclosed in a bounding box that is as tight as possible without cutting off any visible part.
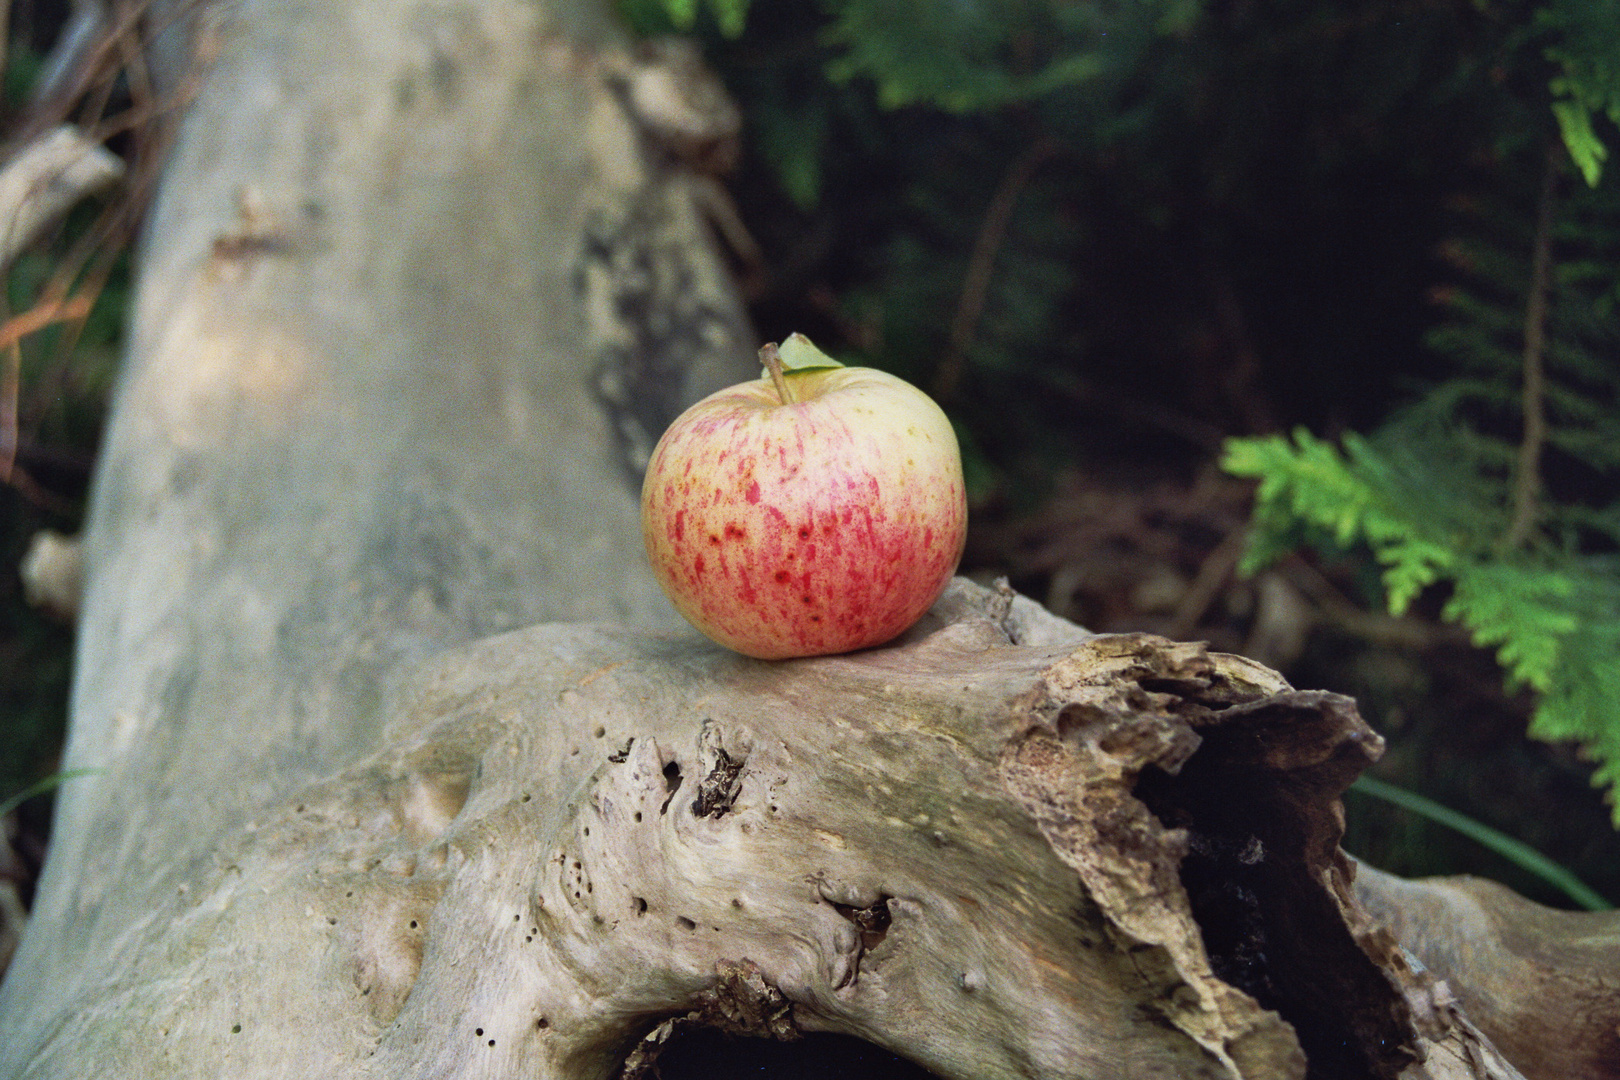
[641,366,967,660]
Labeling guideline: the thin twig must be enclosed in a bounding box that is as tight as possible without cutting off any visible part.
[7,0,198,438]
[1502,142,1561,551]
[1041,367,1228,452]
[3,460,82,517]
[1204,249,1276,435]
[933,138,1057,401]
[0,3,10,99]
[0,295,97,352]
[0,1,174,511]
[114,0,158,117]
[0,292,95,479]
[1164,526,1248,639]
[1278,554,1461,650]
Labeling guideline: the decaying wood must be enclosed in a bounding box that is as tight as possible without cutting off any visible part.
[0,573,1527,1079]
[0,2,1609,1078]
[1355,865,1620,1080]
[18,529,82,621]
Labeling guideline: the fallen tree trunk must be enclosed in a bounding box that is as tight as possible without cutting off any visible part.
[0,2,1614,1079]
[0,571,1530,1080]
[0,0,762,1065]
[1354,865,1620,1080]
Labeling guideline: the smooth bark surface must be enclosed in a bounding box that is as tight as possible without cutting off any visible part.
[0,0,756,1065]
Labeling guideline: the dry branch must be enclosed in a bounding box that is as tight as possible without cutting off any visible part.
[0,125,123,268]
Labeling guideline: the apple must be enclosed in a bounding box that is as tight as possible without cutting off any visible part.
[641,334,967,659]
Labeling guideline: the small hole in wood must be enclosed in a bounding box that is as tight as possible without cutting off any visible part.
[661,761,683,815]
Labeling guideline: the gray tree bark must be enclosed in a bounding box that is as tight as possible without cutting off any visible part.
[0,0,756,1065]
[0,2,1614,1079]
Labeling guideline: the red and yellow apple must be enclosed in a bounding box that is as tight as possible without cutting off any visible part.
[641,335,967,659]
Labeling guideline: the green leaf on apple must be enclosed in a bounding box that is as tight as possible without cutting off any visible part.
[772,332,846,374]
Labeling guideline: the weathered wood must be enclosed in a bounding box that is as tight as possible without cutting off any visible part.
[0,125,123,270]
[0,2,1603,1078]
[0,0,756,1066]
[1355,865,1620,1080]
[0,573,1526,1079]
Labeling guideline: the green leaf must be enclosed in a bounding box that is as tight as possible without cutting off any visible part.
[752,101,828,210]
[819,0,1137,114]
[1224,429,1459,613]
[0,769,100,819]
[1442,562,1578,692]
[1350,776,1613,910]
[1378,536,1457,616]
[774,332,847,373]
[662,0,697,28]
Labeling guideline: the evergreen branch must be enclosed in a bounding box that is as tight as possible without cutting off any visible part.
[1226,423,1620,826]
[1502,143,1562,551]
[1223,430,1461,612]
[1442,561,1577,693]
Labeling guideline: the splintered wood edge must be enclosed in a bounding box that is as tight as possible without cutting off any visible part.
[996,630,1525,1080]
[1002,634,1309,1080]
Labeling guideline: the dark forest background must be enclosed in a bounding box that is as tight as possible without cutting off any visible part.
[3,0,1617,974]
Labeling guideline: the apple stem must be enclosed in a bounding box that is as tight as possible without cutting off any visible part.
[760,342,795,405]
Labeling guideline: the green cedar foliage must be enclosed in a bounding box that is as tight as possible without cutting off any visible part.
[624,0,1500,495]
[622,0,1203,111]
[1226,425,1620,825]
[1225,151,1620,825]
[1541,0,1620,185]
[817,0,1200,114]
[623,0,1620,828]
